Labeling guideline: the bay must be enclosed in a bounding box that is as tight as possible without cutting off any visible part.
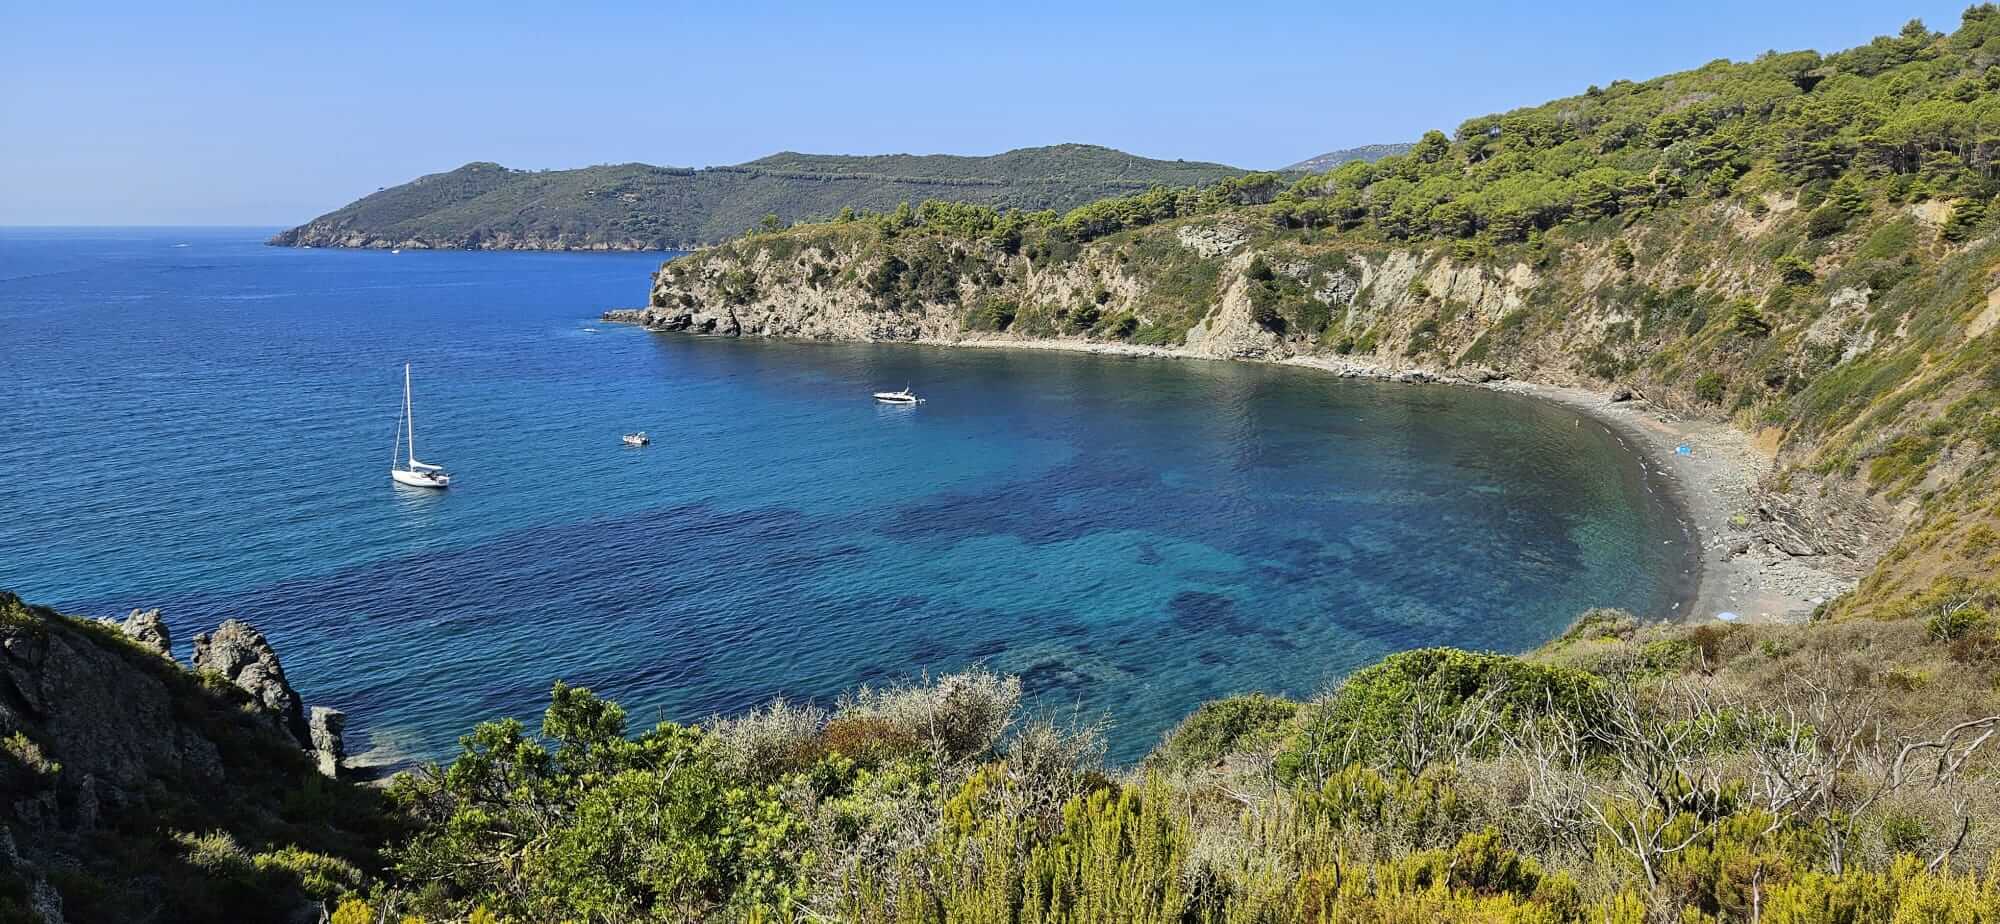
[0,227,1692,764]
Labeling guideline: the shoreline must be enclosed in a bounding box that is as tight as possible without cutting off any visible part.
[619,324,1856,624]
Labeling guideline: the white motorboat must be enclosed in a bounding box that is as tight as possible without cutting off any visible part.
[391,363,451,489]
[872,386,923,404]
[622,431,651,447]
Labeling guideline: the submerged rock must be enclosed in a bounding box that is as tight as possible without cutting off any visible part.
[193,620,309,748]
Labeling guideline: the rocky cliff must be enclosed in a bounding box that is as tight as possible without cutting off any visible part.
[0,592,376,924]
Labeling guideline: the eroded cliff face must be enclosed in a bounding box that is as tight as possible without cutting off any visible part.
[607,199,2000,613]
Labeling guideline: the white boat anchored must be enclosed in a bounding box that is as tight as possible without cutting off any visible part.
[391,363,451,489]
[872,386,923,405]
[622,431,651,447]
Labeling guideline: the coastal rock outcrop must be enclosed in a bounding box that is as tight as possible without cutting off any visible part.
[193,619,310,748]
[119,607,171,657]
[309,705,347,778]
[0,592,381,920]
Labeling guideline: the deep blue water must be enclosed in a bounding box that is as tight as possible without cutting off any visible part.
[0,227,1694,765]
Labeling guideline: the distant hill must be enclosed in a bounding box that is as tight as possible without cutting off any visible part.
[269,145,1248,251]
[1281,142,1413,173]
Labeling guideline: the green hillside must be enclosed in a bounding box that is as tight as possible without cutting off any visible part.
[266,145,1247,251]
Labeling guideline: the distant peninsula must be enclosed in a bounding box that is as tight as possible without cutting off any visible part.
[270,144,1269,252]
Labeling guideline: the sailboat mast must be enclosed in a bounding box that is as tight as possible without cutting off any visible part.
[404,363,418,464]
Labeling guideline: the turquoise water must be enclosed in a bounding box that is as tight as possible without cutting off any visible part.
[0,227,1694,764]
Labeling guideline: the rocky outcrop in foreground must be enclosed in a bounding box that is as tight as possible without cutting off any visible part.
[193,619,311,749]
[3,592,363,922]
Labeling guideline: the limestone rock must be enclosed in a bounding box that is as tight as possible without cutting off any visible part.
[1607,385,1638,403]
[1175,222,1250,258]
[309,706,347,779]
[193,620,309,748]
[119,608,171,658]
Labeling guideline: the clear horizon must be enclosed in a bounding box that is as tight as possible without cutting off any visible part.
[0,0,1964,226]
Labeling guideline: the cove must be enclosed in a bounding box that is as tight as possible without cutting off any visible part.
[0,228,1694,765]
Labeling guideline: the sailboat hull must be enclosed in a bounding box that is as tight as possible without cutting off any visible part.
[391,468,450,489]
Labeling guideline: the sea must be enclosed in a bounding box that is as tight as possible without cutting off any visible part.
[0,227,1694,765]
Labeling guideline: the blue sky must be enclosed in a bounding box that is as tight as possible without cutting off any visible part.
[0,1,1965,225]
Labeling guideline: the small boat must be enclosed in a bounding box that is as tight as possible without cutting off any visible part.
[581,327,599,333]
[872,386,923,405]
[622,432,651,447]
[390,363,450,489]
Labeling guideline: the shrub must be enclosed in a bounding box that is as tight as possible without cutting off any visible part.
[1730,301,1774,337]
[1805,204,1850,239]
[1144,693,1298,772]
[390,683,801,921]
[1695,372,1728,403]
[1612,238,1636,270]
[251,847,364,902]
[1274,648,1605,782]
[817,715,921,767]
[710,697,827,780]
[1926,605,1991,642]
[1775,254,1815,286]
[837,668,1021,764]
[1943,198,1987,242]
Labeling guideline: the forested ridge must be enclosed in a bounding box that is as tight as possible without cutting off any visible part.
[265,145,1251,251]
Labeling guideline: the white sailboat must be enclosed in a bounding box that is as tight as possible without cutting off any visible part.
[391,363,451,489]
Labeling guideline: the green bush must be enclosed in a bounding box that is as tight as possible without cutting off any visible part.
[1927,605,1992,642]
[1695,372,1728,402]
[1730,301,1774,337]
[389,682,800,921]
[1144,693,1298,772]
[1805,204,1851,239]
[1274,648,1605,782]
[1775,254,1815,286]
